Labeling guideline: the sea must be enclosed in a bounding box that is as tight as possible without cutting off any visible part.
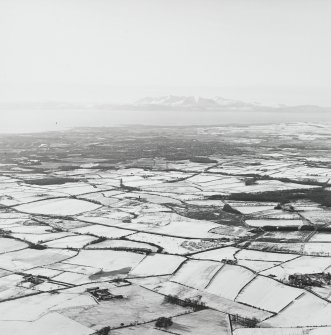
[1,109,330,133]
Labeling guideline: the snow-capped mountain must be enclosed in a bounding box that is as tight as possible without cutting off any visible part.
[134,95,260,111]
[1,96,328,114]
[136,95,197,107]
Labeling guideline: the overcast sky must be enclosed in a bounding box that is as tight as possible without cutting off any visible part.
[0,0,330,105]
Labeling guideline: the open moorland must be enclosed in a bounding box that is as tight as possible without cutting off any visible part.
[0,123,331,334]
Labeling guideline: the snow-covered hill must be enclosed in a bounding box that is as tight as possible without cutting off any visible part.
[1,96,329,114]
[134,95,261,110]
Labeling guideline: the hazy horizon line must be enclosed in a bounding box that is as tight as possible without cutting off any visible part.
[1,95,331,109]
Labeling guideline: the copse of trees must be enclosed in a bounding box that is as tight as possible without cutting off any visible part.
[232,315,259,328]
[155,317,173,328]
[29,242,47,250]
[222,188,331,207]
[164,295,206,311]
[95,326,110,335]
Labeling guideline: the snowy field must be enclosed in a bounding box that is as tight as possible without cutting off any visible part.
[0,123,330,333]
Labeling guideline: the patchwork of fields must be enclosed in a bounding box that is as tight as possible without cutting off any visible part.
[0,123,331,334]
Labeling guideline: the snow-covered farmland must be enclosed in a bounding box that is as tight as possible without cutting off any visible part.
[236,276,303,313]
[171,259,223,290]
[206,264,256,299]
[130,253,185,276]
[16,198,101,216]
[65,249,145,273]
[1,123,331,333]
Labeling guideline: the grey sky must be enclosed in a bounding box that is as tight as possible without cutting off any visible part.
[0,0,330,105]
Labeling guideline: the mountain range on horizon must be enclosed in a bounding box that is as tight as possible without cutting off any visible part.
[1,95,330,113]
[135,95,260,110]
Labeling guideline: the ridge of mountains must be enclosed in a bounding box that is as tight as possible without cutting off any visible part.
[1,95,329,112]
